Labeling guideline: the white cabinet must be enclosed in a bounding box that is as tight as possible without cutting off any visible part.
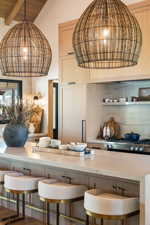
[60,84,87,143]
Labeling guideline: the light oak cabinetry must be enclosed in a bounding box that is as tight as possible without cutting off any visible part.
[60,56,90,83]
[90,6,150,82]
[59,1,150,84]
[58,1,150,143]
[60,83,87,143]
[59,83,102,143]
[59,20,76,57]
[59,20,90,83]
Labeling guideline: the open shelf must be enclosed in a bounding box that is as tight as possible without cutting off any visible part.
[102,101,150,106]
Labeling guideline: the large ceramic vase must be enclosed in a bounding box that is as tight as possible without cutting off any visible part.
[3,124,28,147]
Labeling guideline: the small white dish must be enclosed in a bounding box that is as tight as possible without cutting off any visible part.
[59,145,68,150]
[50,139,61,147]
[68,143,87,152]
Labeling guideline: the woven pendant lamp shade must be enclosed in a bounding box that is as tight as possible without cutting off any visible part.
[73,0,142,69]
[0,22,52,77]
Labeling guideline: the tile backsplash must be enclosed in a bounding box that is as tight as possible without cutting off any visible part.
[101,80,150,139]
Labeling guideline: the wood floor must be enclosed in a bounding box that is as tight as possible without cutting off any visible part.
[0,207,44,225]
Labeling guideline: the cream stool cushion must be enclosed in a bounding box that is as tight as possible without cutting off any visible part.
[84,189,139,216]
[39,179,87,200]
[0,170,22,183]
[4,173,43,191]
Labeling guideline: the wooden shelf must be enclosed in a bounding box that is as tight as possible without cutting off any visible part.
[102,101,150,106]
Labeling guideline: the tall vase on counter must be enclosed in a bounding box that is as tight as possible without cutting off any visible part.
[2,102,33,147]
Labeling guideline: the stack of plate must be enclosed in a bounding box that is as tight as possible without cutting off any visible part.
[38,137,51,148]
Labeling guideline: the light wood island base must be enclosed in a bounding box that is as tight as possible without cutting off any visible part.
[0,143,150,225]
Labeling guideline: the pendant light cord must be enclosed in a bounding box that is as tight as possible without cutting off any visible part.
[24,0,27,22]
[105,0,108,23]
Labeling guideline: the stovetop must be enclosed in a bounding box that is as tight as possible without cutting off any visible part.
[106,138,150,145]
[106,138,150,154]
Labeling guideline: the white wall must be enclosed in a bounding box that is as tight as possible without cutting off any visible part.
[33,0,94,131]
[33,0,143,132]
[0,18,32,99]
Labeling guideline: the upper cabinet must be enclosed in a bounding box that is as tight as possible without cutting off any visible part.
[59,20,76,57]
[90,6,150,83]
[59,1,150,83]
[59,20,90,83]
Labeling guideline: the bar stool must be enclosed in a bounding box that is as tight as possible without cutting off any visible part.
[84,189,139,225]
[0,170,20,185]
[38,179,87,225]
[0,170,23,222]
[4,173,44,224]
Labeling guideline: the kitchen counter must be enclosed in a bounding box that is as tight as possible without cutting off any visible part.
[0,142,149,182]
[0,142,149,225]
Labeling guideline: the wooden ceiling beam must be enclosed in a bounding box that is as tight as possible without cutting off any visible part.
[5,0,24,25]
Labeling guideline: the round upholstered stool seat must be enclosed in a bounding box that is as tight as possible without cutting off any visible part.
[84,189,139,216]
[39,180,87,225]
[4,173,43,192]
[39,179,87,201]
[0,170,21,184]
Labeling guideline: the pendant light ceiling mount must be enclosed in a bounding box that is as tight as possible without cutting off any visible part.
[73,0,142,69]
[0,0,52,77]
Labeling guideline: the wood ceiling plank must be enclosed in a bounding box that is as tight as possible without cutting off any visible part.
[5,0,24,25]
[0,0,47,24]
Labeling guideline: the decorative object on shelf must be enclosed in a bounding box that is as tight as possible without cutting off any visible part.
[103,97,128,103]
[2,101,33,147]
[101,117,121,140]
[102,101,150,106]
[29,105,43,133]
[138,87,150,101]
[28,123,35,134]
[73,0,142,69]
[131,96,139,102]
[33,92,43,105]
[0,0,52,77]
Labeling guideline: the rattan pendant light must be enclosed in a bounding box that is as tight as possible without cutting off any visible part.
[0,0,52,77]
[73,0,142,69]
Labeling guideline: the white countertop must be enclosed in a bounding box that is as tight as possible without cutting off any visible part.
[0,142,149,182]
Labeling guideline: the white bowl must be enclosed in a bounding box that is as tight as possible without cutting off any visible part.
[68,144,87,152]
[49,139,61,148]
[59,145,68,150]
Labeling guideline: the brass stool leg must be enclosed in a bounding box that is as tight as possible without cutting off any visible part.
[6,193,27,224]
[5,193,21,225]
[16,193,20,217]
[22,193,25,219]
[1,193,20,222]
[46,202,50,225]
[56,203,59,225]
[122,218,127,225]
[86,214,89,225]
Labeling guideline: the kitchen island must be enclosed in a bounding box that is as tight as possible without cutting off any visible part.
[0,142,149,225]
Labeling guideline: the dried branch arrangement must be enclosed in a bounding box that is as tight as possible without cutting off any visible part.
[1,101,34,126]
